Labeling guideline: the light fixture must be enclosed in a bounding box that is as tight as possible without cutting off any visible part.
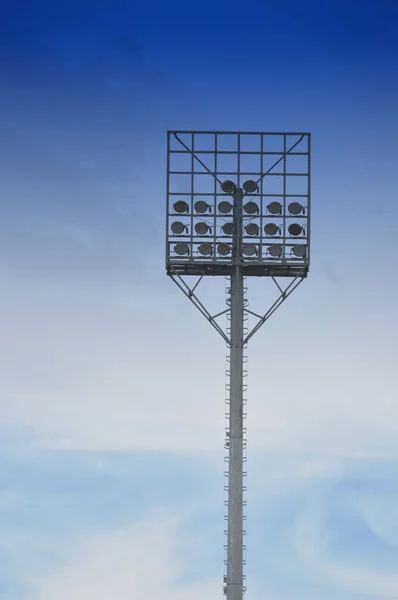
[194,200,210,214]
[288,223,304,237]
[292,245,306,258]
[221,180,237,193]
[243,201,259,215]
[222,222,234,235]
[171,221,186,235]
[267,201,282,215]
[243,180,258,193]
[195,222,210,235]
[245,223,259,236]
[174,243,189,256]
[268,245,282,258]
[218,201,233,214]
[264,223,279,236]
[173,200,189,214]
[242,244,258,256]
[288,202,304,215]
[198,242,213,256]
[218,243,231,256]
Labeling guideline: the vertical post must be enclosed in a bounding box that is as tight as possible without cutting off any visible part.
[227,187,244,600]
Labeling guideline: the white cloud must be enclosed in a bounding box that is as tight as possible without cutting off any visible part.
[290,501,398,598]
[34,513,220,600]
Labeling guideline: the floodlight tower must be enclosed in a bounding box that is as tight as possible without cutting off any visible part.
[166,131,311,600]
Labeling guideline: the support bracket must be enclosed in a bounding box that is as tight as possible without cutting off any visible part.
[243,272,305,344]
[169,269,231,345]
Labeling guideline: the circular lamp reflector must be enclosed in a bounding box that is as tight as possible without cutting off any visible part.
[194,200,209,214]
[292,245,306,258]
[243,201,259,215]
[221,180,236,193]
[243,180,258,193]
[218,243,231,256]
[174,243,189,256]
[195,222,210,235]
[288,223,303,237]
[245,223,259,236]
[242,243,257,256]
[268,244,282,258]
[218,200,233,214]
[288,202,304,215]
[198,243,213,256]
[267,201,282,215]
[171,221,185,235]
[222,222,234,235]
[264,222,279,236]
[173,200,189,214]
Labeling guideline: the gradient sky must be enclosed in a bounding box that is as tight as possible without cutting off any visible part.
[1,1,398,599]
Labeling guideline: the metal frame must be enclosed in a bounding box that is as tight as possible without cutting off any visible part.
[168,266,305,345]
[165,130,311,600]
[166,130,311,278]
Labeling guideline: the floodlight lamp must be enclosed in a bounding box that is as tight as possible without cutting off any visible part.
[243,201,259,215]
[244,223,259,236]
[218,200,233,214]
[268,244,282,258]
[194,200,210,214]
[288,223,304,237]
[221,180,237,193]
[198,242,213,256]
[292,245,306,258]
[264,223,279,237]
[242,243,258,257]
[222,222,234,236]
[195,222,210,235]
[243,180,258,193]
[174,243,190,256]
[173,200,189,214]
[171,221,186,235]
[288,202,304,215]
[267,201,282,215]
[218,243,231,256]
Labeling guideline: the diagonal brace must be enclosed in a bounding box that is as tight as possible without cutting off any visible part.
[170,271,231,345]
[244,275,304,344]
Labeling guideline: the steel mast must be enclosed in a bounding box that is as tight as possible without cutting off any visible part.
[166,130,311,600]
[227,185,244,600]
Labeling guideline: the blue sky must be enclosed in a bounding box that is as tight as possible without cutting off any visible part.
[1,0,398,598]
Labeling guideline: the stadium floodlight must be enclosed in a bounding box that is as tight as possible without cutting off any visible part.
[244,223,259,236]
[267,201,283,215]
[242,180,258,193]
[218,201,233,214]
[268,244,282,258]
[198,242,213,256]
[174,242,190,256]
[171,221,186,235]
[288,223,304,237]
[195,222,211,235]
[218,243,231,256]
[166,131,311,600]
[242,243,258,256]
[195,200,210,214]
[292,244,307,258]
[173,200,189,213]
[222,180,237,193]
[288,201,304,215]
[264,223,280,237]
[243,201,259,215]
[222,222,234,235]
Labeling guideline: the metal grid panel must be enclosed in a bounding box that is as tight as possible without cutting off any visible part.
[166,131,311,277]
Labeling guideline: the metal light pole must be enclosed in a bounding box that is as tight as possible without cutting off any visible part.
[166,131,311,600]
[228,185,244,600]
